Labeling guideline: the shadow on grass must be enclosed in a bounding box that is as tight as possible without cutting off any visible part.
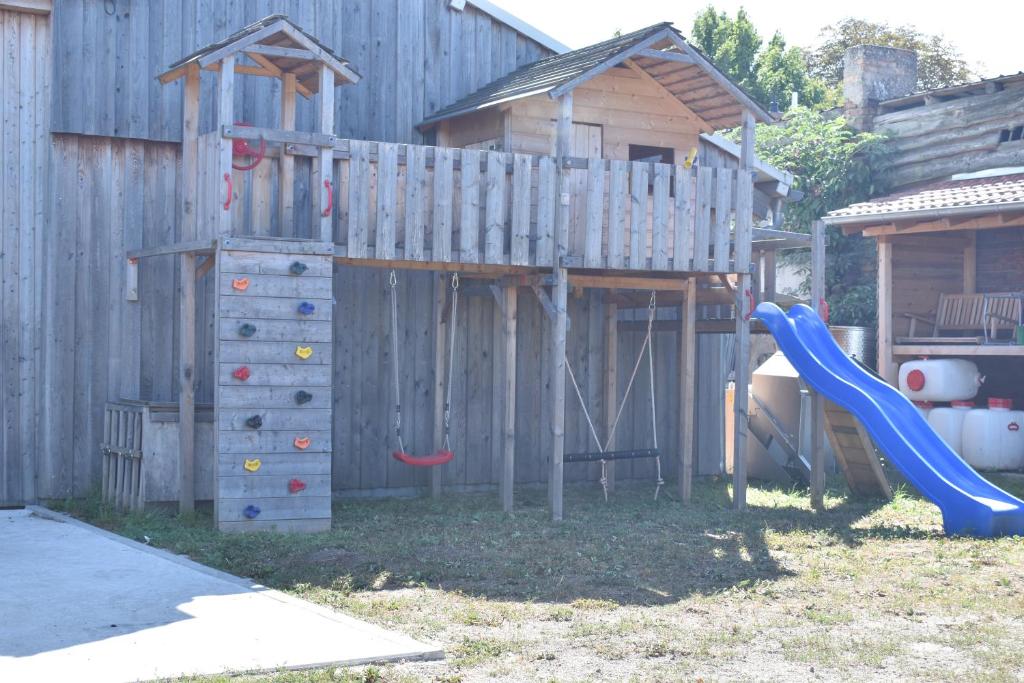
[55,477,928,608]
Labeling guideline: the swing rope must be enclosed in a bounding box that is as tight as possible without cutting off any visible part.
[389,270,459,466]
[564,291,663,501]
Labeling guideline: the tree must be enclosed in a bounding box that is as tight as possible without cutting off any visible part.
[808,19,974,91]
[690,6,827,110]
[750,108,891,326]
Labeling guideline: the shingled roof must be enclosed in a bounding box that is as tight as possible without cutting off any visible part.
[419,22,769,131]
[825,171,1024,227]
[158,15,360,96]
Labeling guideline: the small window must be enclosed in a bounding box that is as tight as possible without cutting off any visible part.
[998,126,1024,143]
[628,144,674,164]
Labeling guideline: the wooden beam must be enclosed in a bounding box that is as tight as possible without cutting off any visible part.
[317,64,335,242]
[568,274,687,291]
[809,220,826,512]
[892,344,1024,357]
[501,285,518,512]
[431,275,448,497]
[855,210,1024,237]
[877,237,897,384]
[623,59,712,133]
[0,0,50,14]
[244,43,317,61]
[634,48,697,64]
[732,110,756,511]
[550,28,676,98]
[181,65,200,242]
[679,277,697,502]
[279,73,297,235]
[276,22,361,84]
[195,254,216,280]
[963,231,976,294]
[178,253,197,513]
[549,267,569,521]
[603,301,618,494]
[196,20,290,69]
[127,239,216,260]
[763,249,777,302]
[216,54,235,237]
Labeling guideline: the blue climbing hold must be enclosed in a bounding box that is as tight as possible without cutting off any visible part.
[238,323,257,337]
[289,261,308,276]
[297,301,316,315]
[243,504,261,519]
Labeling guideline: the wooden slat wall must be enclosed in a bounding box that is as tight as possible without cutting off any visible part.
[50,0,552,144]
[976,227,1024,294]
[0,9,49,505]
[890,232,966,338]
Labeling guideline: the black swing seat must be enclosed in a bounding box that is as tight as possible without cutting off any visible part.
[564,448,660,464]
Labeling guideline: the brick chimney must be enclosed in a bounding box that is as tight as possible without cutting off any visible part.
[843,45,918,130]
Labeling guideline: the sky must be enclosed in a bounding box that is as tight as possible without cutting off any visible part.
[500,0,1024,79]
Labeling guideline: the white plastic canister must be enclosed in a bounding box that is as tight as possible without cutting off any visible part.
[927,400,973,455]
[898,358,983,402]
[961,398,1024,471]
[914,401,934,420]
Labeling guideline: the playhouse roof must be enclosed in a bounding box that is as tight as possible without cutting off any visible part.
[158,15,360,96]
[419,23,770,131]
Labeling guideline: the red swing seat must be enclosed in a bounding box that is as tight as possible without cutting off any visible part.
[391,450,455,467]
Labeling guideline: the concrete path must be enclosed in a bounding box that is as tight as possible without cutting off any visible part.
[0,507,442,682]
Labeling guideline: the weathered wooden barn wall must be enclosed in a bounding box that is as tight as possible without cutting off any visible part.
[1,9,50,505]
[876,84,1024,188]
[889,232,966,338]
[50,0,552,144]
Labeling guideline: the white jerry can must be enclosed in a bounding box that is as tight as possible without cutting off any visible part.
[961,398,1024,471]
[898,358,983,402]
[927,400,974,455]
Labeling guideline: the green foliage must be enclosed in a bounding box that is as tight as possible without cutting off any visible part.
[808,18,975,91]
[691,6,828,110]
[751,107,892,326]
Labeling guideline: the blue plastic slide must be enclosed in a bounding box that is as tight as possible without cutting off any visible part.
[755,302,1024,538]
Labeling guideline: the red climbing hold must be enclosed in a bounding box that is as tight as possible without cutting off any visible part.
[293,436,311,450]
[232,366,251,381]
[288,478,306,494]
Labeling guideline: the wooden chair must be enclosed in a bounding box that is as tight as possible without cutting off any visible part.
[898,292,1022,344]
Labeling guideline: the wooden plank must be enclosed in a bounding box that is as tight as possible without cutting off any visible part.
[279,72,297,236]
[217,474,332,499]
[218,340,331,365]
[810,219,827,511]
[651,163,670,270]
[584,157,605,268]
[218,452,332,476]
[375,142,398,259]
[216,53,235,236]
[218,272,332,300]
[484,151,506,264]
[433,147,454,261]
[672,165,693,271]
[217,361,333,387]
[430,274,447,497]
[317,65,336,241]
[217,428,332,454]
[218,318,332,343]
[218,384,332,410]
[501,285,517,511]
[549,267,568,521]
[606,161,628,269]
[459,148,482,263]
[712,168,733,272]
[178,253,196,513]
[603,301,618,493]
[510,153,531,265]
[218,250,333,277]
[628,161,649,269]
[693,166,712,271]
[404,144,427,261]
[219,408,332,432]
[347,139,369,258]
[217,496,332,522]
[679,277,697,501]
[535,156,556,267]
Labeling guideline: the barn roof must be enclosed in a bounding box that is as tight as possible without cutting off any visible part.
[158,15,360,96]
[824,171,1024,228]
[419,23,770,131]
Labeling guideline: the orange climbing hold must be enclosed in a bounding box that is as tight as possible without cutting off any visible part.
[232,277,250,291]
[293,436,311,450]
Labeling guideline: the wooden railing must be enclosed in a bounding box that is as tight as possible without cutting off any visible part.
[220,132,754,274]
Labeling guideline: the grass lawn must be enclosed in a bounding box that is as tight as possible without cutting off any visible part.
[55,476,1024,682]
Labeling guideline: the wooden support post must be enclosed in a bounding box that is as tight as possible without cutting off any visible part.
[182,64,200,241]
[431,274,447,497]
[550,267,569,521]
[501,285,518,512]
[732,110,755,511]
[178,252,196,513]
[603,301,618,494]
[810,220,827,511]
[679,277,697,502]
[763,249,777,304]
[963,231,976,294]
[877,236,896,384]
[316,65,335,242]
[216,54,235,237]
[279,72,296,235]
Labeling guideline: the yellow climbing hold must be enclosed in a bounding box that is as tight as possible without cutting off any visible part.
[295,345,313,359]
[684,147,698,169]
[231,277,250,291]
[243,458,261,472]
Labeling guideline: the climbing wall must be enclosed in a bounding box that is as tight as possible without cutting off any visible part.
[213,238,334,532]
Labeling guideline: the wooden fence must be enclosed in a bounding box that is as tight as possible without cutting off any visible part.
[216,134,753,273]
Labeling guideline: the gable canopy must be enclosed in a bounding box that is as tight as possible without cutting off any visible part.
[158,15,360,98]
[419,23,770,131]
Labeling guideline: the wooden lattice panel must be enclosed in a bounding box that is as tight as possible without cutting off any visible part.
[214,241,334,532]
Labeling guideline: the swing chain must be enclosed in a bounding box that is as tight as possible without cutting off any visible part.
[389,269,405,454]
[442,272,459,450]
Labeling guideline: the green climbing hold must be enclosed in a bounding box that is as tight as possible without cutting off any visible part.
[238,323,257,338]
[245,414,263,429]
[289,261,308,275]
[295,390,313,405]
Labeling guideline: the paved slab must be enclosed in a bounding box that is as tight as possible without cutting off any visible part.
[0,507,442,682]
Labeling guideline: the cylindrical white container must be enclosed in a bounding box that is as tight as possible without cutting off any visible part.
[898,358,983,402]
[927,400,974,455]
[962,398,1024,471]
[914,401,934,420]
